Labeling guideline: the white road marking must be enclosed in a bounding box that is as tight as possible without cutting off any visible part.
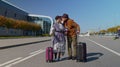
[86,38,120,56]
[0,57,22,67]
[5,50,45,67]
[30,49,42,55]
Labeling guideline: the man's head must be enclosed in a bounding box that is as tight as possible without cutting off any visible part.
[55,15,62,23]
[62,13,69,22]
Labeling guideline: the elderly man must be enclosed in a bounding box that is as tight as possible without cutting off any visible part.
[61,13,80,60]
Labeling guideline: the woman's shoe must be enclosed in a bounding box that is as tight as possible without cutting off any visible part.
[54,58,58,62]
[58,57,61,61]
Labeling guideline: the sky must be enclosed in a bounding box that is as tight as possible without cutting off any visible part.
[5,0,120,33]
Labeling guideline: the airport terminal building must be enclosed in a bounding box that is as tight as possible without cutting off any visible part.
[0,0,52,36]
[28,14,51,35]
[0,0,28,21]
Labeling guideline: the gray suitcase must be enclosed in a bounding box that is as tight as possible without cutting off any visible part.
[76,35,87,62]
[76,41,87,62]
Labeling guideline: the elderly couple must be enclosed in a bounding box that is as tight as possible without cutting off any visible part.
[50,13,80,61]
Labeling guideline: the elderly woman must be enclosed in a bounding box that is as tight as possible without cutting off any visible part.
[50,16,66,61]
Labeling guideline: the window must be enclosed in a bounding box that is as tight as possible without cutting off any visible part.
[14,13,17,17]
[4,10,7,17]
[0,26,6,30]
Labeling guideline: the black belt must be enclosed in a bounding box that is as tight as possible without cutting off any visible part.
[55,31,64,33]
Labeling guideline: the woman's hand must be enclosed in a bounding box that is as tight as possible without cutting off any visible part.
[50,27,55,35]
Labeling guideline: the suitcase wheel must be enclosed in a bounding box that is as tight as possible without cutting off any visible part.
[46,60,53,63]
[49,60,53,63]
[46,60,48,63]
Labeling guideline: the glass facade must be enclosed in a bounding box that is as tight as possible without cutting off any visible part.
[0,0,53,36]
[0,0,28,21]
[27,14,52,35]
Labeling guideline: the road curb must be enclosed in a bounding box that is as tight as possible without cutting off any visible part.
[0,39,51,49]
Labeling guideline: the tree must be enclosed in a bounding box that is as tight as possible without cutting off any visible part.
[99,30,106,33]
[107,27,117,33]
[0,16,41,31]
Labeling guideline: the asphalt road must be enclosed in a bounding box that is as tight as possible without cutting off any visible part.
[0,36,120,67]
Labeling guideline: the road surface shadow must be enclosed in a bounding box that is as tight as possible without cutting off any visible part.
[61,57,69,61]
[87,52,104,62]
[52,52,103,63]
[52,57,69,63]
[0,39,51,50]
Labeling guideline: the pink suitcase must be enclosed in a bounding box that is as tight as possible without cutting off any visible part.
[46,47,53,62]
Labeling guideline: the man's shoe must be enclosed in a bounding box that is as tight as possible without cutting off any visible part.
[72,57,76,60]
[68,56,72,60]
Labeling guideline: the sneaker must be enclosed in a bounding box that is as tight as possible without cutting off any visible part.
[54,59,57,62]
[58,58,60,61]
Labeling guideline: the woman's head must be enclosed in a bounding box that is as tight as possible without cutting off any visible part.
[55,16,62,23]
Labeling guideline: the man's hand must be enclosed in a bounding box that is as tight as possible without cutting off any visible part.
[50,27,55,35]
[64,32,68,35]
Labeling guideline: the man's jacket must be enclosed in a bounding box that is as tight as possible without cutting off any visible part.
[64,19,80,37]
